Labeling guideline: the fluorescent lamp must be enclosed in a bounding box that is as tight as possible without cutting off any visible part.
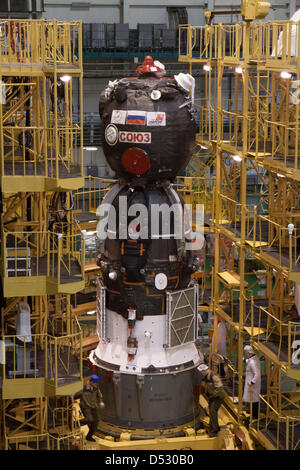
[235,67,243,74]
[232,155,242,162]
[277,173,285,178]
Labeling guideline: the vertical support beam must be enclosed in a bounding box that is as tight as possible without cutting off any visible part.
[53,20,59,182]
[54,337,58,387]
[213,60,224,372]
[0,74,4,178]
[57,234,62,283]
[237,21,250,421]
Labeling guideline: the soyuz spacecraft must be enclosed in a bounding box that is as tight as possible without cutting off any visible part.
[89,57,204,436]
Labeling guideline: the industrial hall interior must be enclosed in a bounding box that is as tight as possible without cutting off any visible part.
[0,0,300,452]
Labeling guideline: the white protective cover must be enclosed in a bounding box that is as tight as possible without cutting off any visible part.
[211,321,227,364]
[16,301,32,343]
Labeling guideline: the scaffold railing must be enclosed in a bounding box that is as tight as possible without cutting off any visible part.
[73,176,116,214]
[2,330,83,386]
[260,114,300,172]
[178,24,243,63]
[0,19,82,68]
[179,22,300,68]
[0,125,82,179]
[250,21,300,68]
[257,215,300,271]
[176,175,215,217]
[2,230,85,281]
[194,98,218,143]
[218,194,266,243]
[4,431,82,450]
[222,360,239,406]
[254,394,300,450]
[256,306,300,369]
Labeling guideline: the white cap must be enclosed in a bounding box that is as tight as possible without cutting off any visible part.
[198,363,209,372]
[244,345,254,354]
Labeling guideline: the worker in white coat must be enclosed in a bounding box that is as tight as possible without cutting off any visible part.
[210,316,227,377]
[243,345,261,419]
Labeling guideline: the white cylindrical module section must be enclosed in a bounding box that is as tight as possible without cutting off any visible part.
[92,309,201,373]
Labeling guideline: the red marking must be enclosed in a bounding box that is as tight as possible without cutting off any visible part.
[119,131,151,144]
[122,147,150,175]
[105,370,112,382]
[136,55,164,75]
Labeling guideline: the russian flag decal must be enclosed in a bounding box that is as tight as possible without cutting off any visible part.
[126,110,146,125]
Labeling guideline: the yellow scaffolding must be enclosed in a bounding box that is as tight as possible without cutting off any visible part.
[0,19,84,449]
[180,17,300,450]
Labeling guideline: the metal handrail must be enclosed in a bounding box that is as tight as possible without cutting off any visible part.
[3,230,84,281]
[255,393,300,450]
[5,430,82,450]
[256,306,300,367]
[0,19,81,67]
[2,330,82,387]
[258,215,300,270]
[179,21,300,66]
[73,175,116,213]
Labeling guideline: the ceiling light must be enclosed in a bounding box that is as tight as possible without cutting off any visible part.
[232,155,242,162]
[203,64,211,72]
[83,146,98,151]
[87,310,96,315]
[235,67,243,74]
[280,71,292,79]
[60,75,71,82]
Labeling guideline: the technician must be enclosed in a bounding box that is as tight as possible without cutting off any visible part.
[74,374,104,442]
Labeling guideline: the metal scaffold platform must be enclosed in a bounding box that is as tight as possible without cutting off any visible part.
[179,17,300,451]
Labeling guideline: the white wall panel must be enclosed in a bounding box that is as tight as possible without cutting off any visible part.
[43,2,120,22]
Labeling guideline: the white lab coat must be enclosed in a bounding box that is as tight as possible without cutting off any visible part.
[211,322,227,364]
[243,355,261,403]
